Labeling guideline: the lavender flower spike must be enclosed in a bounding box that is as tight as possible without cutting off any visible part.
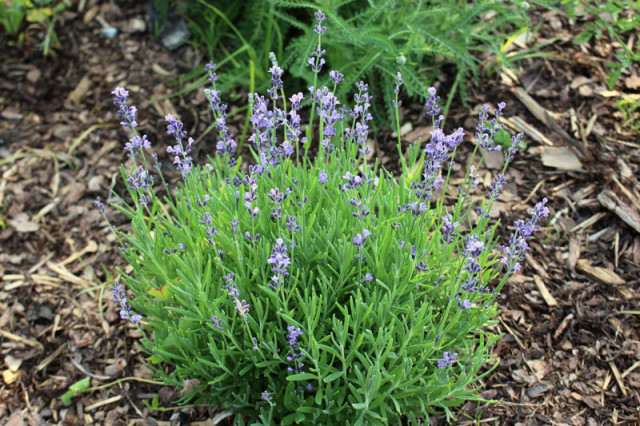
[268,238,290,290]
[500,198,550,275]
[123,134,151,158]
[112,281,142,327]
[112,87,138,128]
[437,351,457,369]
[441,214,458,243]
[352,229,371,247]
[394,72,403,94]
[318,170,328,184]
[424,87,441,117]
[314,10,327,34]
[235,299,250,318]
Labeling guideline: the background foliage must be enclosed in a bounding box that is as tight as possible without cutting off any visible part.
[156,0,533,122]
[0,0,69,55]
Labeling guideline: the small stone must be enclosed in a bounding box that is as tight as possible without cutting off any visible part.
[126,17,146,33]
[26,69,41,83]
[101,27,118,39]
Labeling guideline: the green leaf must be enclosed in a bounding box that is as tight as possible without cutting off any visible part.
[26,7,52,23]
[323,371,344,383]
[573,30,593,44]
[286,373,317,381]
[60,377,91,405]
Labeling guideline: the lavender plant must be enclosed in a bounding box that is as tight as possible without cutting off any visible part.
[99,12,549,424]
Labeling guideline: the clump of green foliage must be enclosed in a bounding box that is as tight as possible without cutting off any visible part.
[562,0,639,133]
[617,96,640,133]
[157,0,533,122]
[99,12,550,424]
[564,0,639,89]
[0,0,69,55]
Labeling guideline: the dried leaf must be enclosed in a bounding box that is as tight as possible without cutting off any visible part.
[67,75,92,106]
[11,215,40,233]
[2,369,21,385]
[576,259,625,285]
[541,146,583,171]
[625,74,640,90]
[4,355,22,372]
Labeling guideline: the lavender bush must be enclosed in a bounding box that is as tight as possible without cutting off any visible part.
[98,11,549,424]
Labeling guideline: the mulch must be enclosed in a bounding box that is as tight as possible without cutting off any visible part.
[1,1,639,425]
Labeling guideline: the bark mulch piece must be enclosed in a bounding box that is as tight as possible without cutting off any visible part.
[1,1,638,424]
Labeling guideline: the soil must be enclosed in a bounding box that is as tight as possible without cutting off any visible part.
[1,1,639,425]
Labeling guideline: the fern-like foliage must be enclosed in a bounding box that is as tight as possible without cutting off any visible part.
[162,0,530,124]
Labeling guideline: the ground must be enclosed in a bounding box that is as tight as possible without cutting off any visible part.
[1,1,639,425]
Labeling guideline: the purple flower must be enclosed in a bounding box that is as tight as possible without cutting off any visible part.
[308,14,327,71]
[200,212,212,226]
[361,273,373,285]
[205,61,219,82]
[285,325,312,392]
[411,126,463,201]
[165,114,194,177]
[252,337,259,350]
[94,197,105,214]
[267,187,286,205]
[126,165,152,190]
[210,315,223,330]
[467,165,480,187]
[352,229,371,247]
[505,132,523,162]
[341,172,363,191]
[476,103,506,152]
[488,173,507,201]
[268,238,290,290]
[500,198,550,275]
[245,231,260,242]
[415,261,429,272]
[231,219,239,234]
[313,10,327,34]
[464,235,484,258]
[345,82,373,155]
[350,197,371,219]
[112,87,138,128]
[456,295,472,310]
[198,195,211,207]
[123,135,151,158]
[308,56,326,73]
[287,325,303,349]
[329,70,344,85]
[463,234,484,275]
[223,283,240,299]
[286,216,300,232]
[205,226,217,246]
[267,52,284,99]
[204,85,237,156]
[400,202,428,217]
[437,351,457,369]
[441,214,459,243]
[394,72,403,95]
[261,390,272,402]
[235,299,250,318]
[139,194,151,207]
[112,281,142,327]
[165,114,187,141]
[424,87,441,117]
[318,170,328,184]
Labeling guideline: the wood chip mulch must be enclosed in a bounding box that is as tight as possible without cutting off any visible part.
[1,1,638,425]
